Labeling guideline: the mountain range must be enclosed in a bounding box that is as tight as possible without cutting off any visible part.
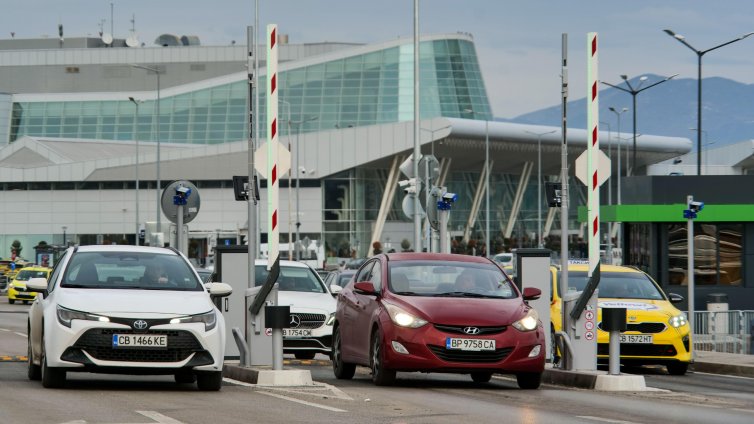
[504,75,754,149]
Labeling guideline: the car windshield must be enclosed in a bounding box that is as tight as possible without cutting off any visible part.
[561,271,665,300]
[13,270,48,281]
[388,260,517,299]
[60,252,203,291]
[337,271,355,287]
[255,265,326,293]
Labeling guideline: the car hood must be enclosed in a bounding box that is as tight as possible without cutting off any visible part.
[278,291,336,314]
[597,298,681,319]
[390,296,527,326]
[57,289,215,316]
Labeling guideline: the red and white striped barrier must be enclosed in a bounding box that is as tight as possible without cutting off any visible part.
[586,32,600,277]
[267,24,279,270]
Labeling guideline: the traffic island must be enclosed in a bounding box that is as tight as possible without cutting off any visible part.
[543,367,648,391]
[223,364,313,386]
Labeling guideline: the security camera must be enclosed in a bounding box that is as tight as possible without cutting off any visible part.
[398,179,413,188]
[176,186,191,195]
[441,192,458,203]
[688,201,704,212]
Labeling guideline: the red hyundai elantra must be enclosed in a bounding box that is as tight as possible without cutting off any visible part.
[332,252,545,389]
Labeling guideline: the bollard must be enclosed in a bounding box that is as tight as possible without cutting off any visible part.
[265,305,290,370]
[602,308,627,375]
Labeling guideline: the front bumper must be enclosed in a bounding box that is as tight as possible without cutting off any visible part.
[382,322,545,375]
[596,326,692,364]
[8,286,37,301]
[283,311,334,354]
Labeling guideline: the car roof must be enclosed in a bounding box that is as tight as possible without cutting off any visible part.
[74,245,179,255]
[254,259,312,269]
[385,252,492,264]
[555,263,643,274]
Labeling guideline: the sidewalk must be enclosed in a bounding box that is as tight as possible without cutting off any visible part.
[692,350,754,378]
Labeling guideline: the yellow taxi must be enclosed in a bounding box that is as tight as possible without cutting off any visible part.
[551,263,691,375]
[8,266,51,305]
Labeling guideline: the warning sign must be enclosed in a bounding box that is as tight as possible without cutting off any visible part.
[585,310,594,321]
[585,321,594,331]
[585,331,595,341]
[264,328,272,336]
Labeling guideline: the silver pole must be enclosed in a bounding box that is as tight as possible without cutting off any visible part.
[412,0,422,251]
[246,20,257,368]
[485,119,490,256]
[253,1,260,260]
[156,70,161,236]
[129,98,140,246]
[296,125,301,261]
[176,204,184,254]
[560,33,571,370]
[687,194,695,360]
[609,330,620,375]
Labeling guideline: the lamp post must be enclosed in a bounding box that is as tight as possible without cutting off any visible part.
[128,97,143,246]
[600,120,612,260]
[609,107,628,257]
[62,226,67,246]
[131,64,162,235]
[602,74,677,176]
[463,108,490,256]
[293,115,317,260]
[690,128,715,173]
[664,30,753,176]
[281,100,293,260]
[525,129,556,248]
[420,124,451,252]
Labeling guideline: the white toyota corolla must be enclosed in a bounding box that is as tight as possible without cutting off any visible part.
[26,245,232,390]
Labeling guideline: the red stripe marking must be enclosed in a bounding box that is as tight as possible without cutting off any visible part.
[592,82,597,101]
[592,36,597,56]
[592,171,598,190]
[272,210,278,230]
[271,118,277,139]
[271,28,276,48]
[272,165,277,185]
[271,74,276,94]
[593,217,599,236]
[592,127,598,145]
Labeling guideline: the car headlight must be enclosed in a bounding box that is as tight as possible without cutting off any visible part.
[512,308,539,332]
[56,305,110,328]
[384,303,428,328]
[669,313,688,328]
[326,313,335,326]
[170,310,217,331]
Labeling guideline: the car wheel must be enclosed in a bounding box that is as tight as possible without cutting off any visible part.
[27,333,41,381]
[516,372,542,390]
[666,362,688,376]
[294,352,316,360]
[174,372,196,384]
[196,371,223,391]
[470,372,492,383]
[41,339,66,388]
[332,326,355,380]
[370,329,396,386]
[551,327,561,366]
[8,298,15,304]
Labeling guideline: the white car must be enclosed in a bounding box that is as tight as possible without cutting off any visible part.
[255,260,339,359]
[26,245,232,390]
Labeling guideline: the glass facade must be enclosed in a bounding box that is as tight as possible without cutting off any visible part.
[10,39,491,144]
[667,223,743,286]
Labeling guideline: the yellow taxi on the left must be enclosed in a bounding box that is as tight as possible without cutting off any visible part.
[8,266,51,305]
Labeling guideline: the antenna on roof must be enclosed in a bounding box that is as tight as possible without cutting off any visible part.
[101,33,113,46]
[126,13,139,47]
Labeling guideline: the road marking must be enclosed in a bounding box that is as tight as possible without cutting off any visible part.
[14,332,27,338]
[224,378,347,412]
[59,410,185,424]
[0,328,11,332]
[577,416,643,424]
[0,355,27,362]
[693,371,754,380]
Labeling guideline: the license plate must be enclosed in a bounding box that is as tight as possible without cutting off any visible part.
[446,338,496,351]
[620,334,653,344]
[283,329,312,337]
[112,334,168,348]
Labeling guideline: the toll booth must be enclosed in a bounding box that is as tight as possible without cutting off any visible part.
[512,248,552,361]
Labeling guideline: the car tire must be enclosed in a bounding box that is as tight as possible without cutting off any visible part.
[294,352,316,360]
[8,298,14,304]
[175,372,197,384]
[516,372,542,390]
[551,327,561,366]
[41,340,66,388]
[370,329,396,386]
[470,372,493,383]
[666,362,688,376]
[27,333,41,381]
[332,326,355,380]
[196,371,223,391]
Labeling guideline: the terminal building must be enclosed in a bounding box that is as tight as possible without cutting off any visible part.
[14,31,754,307]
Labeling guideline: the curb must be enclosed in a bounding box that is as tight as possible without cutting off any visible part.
[692,361,754,378]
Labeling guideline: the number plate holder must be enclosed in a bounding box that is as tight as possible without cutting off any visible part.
[112,334,168,349]
[445,338,496,351]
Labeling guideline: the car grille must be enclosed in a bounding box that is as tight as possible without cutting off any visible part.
[74,328,203,362]
[434,324,507,335]
[290,313,326,329]
[598,343,678,357]
[427,345,514,363]
[597,322,667,333]
[284,335,332,350]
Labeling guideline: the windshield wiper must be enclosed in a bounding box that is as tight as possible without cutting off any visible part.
[393,291,420,296]
[61,284,92,288]
[433,291,500,298]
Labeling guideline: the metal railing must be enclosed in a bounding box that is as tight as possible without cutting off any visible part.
[689,310,754,355]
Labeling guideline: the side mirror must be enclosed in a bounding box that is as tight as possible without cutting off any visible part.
[205,282,233,298]
[26,277,49,298]
[668,292,684,304]
[522,287,542,301]
[329,284,342,297]
[353,281,377,296]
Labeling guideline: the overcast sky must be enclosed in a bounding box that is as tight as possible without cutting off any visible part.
[3,0,754,118]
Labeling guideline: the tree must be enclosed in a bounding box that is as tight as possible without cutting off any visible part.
[11,239,22,257]
[401,239,412,252]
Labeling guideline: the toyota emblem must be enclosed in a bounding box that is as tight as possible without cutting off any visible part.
[133,320,148,330]
[463,327,480,335]
[289,315,301,328]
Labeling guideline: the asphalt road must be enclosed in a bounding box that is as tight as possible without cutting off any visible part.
[2,297,754,424]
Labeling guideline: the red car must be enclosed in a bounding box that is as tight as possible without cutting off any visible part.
[332,253,545,389]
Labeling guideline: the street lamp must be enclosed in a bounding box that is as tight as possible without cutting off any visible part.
[664,29,754,176]
[602,74,677,175]
[420,124,451,252]
[524,129,556,248]
[293,115,317,260]
[128,97,143,246]
[608,106,628,259]
[463,108,490,257]
[131,64,162,235]
[690,128,715,172]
